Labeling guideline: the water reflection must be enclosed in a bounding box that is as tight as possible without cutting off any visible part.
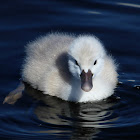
[117,2,140,8]
[87,11,101,15]
[25,83,119,138]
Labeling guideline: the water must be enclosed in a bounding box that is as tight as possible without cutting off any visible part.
[0,0,140,139]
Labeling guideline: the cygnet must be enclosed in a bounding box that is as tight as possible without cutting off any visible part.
[22,33,118,102]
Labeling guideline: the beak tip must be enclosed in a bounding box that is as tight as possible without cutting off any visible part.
[81,84,93,92]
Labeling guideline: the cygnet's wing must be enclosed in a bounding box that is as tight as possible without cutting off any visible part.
[22,33,75,89]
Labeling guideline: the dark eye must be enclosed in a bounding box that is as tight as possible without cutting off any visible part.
[94,60,97,65]
[75,60,79,66]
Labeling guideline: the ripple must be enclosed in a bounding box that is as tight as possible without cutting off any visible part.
[117,2,140,8]
[134,85,140,89]
[22,81,140,134]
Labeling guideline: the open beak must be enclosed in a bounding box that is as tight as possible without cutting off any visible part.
[80,69,93,92]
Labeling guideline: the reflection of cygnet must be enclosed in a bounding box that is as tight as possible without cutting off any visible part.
[22,33,118,102]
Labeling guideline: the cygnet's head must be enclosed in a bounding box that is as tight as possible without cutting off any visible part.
[68,35,106,92]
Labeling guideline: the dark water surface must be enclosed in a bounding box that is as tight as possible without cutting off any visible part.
[0,0,140,139]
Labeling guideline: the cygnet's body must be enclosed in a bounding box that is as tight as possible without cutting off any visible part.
[22,33,118,102]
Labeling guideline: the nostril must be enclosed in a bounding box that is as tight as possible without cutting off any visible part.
[80,70,85,77]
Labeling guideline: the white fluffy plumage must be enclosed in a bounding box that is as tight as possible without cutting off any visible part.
[22,33,118,102]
